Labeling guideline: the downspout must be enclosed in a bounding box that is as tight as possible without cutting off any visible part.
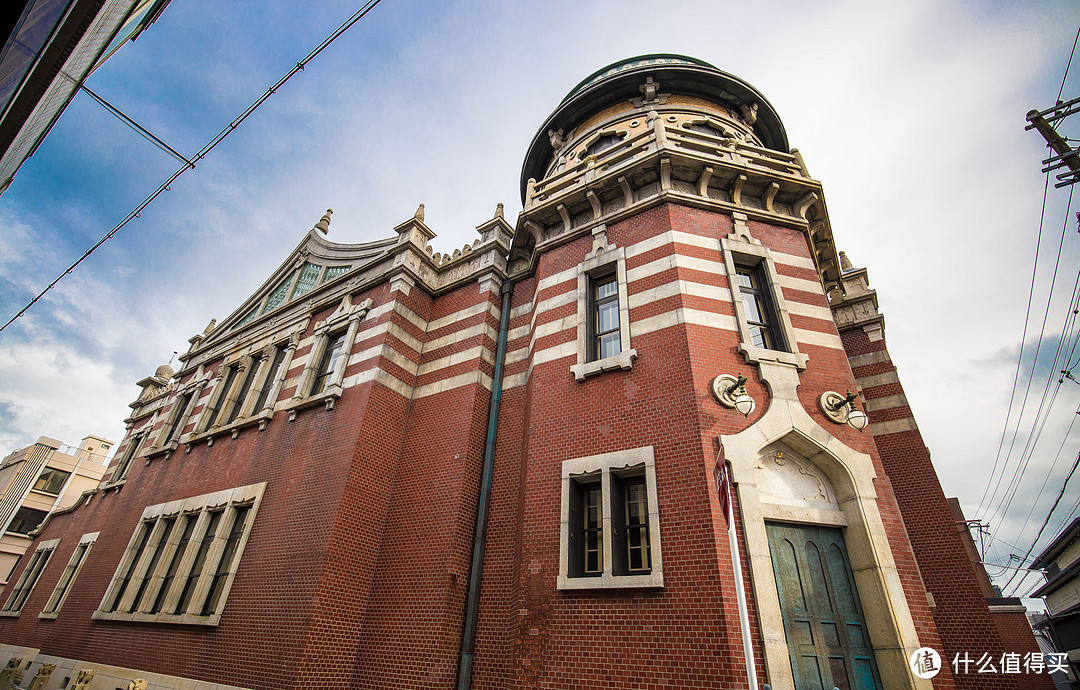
[457,278,514,690]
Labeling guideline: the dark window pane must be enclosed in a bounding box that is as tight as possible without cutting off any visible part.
[32,468,70,495]
[7,507,47,534]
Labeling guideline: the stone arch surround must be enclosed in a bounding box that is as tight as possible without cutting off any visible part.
[720,362,929,689]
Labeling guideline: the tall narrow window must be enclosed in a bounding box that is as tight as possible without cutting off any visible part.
[570,478,603,577]
[174,511,222,615]
[210,364,240,427]
[226,359,259,424]
[261,270,296,314]
[311,332,346,395]
[252,344,286,412]
[613,474,651,575]
[590,274,621,361]
[41,532,98,617]
[202,506,250,615]
[107,522,152,612]
[129,517,176,612]
[151,514,196,613]
[735,265,784,351]
[0,540,58,615]
[111,433,146,483]
[163,392,193,443]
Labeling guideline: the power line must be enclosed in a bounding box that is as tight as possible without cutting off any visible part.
[0,0,384,333]
[1002,450,1080,594]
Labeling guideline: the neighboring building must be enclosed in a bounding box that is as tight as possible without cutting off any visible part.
[0,0,171,194]
[0,55,1051,689]
[1032,518,1080,687]
[0,435,110,584]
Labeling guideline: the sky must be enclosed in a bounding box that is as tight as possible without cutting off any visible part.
[0,0,1077,600]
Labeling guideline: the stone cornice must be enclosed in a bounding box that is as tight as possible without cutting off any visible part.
[509,114,840,290]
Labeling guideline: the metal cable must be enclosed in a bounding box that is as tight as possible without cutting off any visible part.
[0,0,384,333]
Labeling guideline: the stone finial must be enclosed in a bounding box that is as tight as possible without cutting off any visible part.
[154,363,175,380]
[414,203,425,222]
[495,202,504,219]
[203,318,216,334]
[838,250,854,272]
[314,208,333,234]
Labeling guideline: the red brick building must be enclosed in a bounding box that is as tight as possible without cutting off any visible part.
[0,55,1047,690]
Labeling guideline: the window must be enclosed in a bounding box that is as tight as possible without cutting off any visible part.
[290,262,321,300]
[321,265,350,283]
[31,468,71,495]
[311,331,346,396]
[94,482,264,626]
[590,274,621,361]
[110,432,146,483]
[570,230,636,381]
[225,358,260,424]
[7,507,47,535]
[252,343,287,413]
[161,391,194,444]
[261,270,296,314]
[721,226,808,370]
[0,539,58,615]
[735,264,783,351]
[40,532,98,618]
[208,363,240,427]
[558,446,663,590]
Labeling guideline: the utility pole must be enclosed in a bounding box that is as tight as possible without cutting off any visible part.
[1028,96,1080,188]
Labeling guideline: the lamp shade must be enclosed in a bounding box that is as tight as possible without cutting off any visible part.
[846,407,869,431]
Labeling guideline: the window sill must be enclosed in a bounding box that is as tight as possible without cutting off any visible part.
[570,349,638,382]
[557,570,664,590]
[0,610,21,618]
[180,409,275,449]
[92,609,221,626]
[28,489,60,498]
[738,343,808,370]
[284,384,342,420]
[38,611,58,620]
[3,531,34,539]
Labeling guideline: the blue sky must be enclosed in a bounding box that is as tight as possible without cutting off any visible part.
[0,0,1077,598]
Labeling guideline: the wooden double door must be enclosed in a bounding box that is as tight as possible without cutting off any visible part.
[766,523,882,690]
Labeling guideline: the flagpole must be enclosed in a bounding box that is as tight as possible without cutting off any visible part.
[717,444,758,688]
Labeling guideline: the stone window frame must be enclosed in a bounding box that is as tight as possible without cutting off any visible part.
[722,222,808,371]
[108,431,147,486]
[0,538,59,616]
[570,228,637,381]
[557,445,663,590]
[93,482,265,627]
[286,295,372,418]
[39,531,98,618]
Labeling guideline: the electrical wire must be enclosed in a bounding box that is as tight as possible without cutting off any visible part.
[0,0,384,333]
[979,172,1052,516]
[1002,450,1080,595]
[981,184,1072,523]
[1059,23,1080,103]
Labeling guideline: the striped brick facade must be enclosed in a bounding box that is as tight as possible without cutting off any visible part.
[0,55,1045,690]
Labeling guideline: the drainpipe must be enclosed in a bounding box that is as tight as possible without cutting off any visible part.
[457,278,513,690]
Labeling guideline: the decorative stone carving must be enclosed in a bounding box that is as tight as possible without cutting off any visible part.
[26,664,55,690]
[71,669,96,689]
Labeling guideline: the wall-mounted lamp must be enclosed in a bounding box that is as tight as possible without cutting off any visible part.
[820,390,869,431]
[712,373,756,418]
